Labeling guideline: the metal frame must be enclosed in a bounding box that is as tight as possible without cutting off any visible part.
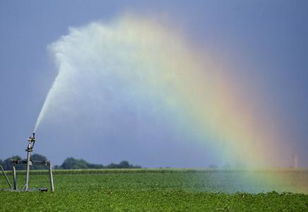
[0,132,54,192]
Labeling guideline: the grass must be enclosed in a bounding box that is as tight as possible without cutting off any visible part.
[0,169,307,211]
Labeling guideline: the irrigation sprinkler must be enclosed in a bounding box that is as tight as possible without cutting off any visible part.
[0,132,54,192]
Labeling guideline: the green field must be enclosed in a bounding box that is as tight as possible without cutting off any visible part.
[1,169,308,211]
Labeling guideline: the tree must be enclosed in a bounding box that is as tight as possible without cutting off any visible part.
[209,164,218,169]
[58,157,141,169]
[2,155,22,170]
[31,153,47,162]
[106,160,141,169]
[0,154,50,170]
[31,153,48,170]
[60,157,89,169]
[119,161,130,168]
[87,163,104,169]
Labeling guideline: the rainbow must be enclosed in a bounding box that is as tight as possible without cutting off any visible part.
[36,14,306,193]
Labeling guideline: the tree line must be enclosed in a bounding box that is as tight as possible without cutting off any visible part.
[0,154,141,170]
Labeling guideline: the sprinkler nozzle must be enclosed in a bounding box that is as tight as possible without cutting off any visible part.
[28,132,36,143]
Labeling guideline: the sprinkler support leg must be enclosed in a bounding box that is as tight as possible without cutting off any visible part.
[25,150,31,191]
[12,165,17,190]
[48,161,55,192]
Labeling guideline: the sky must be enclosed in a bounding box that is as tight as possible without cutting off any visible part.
[0,0,307,167]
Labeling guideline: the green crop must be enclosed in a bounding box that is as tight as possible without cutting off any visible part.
[0,169,307,211]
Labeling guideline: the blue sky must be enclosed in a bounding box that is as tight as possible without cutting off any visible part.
[0,0,307,167]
